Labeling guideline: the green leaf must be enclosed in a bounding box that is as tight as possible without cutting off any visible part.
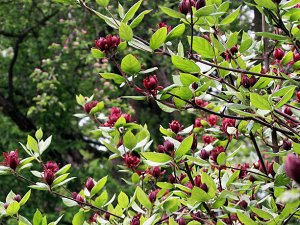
[123,0,142,23]
[121,54,141,74]
[217,152,226,165]
[72,211,85,225]
[100,73,125,84]
[220,7,241,25]
[226,32,239,49]
[166,24,185,41]
[159,6,185,19]
[190,186,211,203]
[35,128,43,140]
[194,5,215,17]
[123,130,137,149]
[237,212,256,225]
[89,101,105,114]
[171,55,200,73]
[142,152,172,163]
[150,27,167,50]
[250,93,272,110]
[94,191,108,208]
[281,51,293,65]
[52,173,69,186]
[91,176,108,197]
[240,31,253,53]
[275,86,296,108]
[119,22,133,41]
[96,0,109,7]
[254,0,277,9]
[91,48,105,59]
[55,164,71,176]
[136,186,152,209]
[27,135,39,153]
[175,135,193,158]
[130,10,152,29]
[180,73,199,86]
[118,191,129,208]
[156,101,177,113]
[256,32,288,41]
[19,190,31,206]
[33,209,43,225]
[6,201,20,216]
[188,36,214,59]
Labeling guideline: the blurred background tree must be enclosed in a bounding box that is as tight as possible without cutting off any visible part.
[0,0,258,223]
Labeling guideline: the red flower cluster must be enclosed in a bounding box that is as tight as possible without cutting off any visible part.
[124,152,140,169]
[95,34,120,53]
[2,150,20,170]
[43,161,59,186]
[147,166,165,179]
[158,22,172,33]
[104,107,131,127]
[84,101,98,114]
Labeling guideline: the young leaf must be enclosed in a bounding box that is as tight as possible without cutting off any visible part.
[136,186,152,209]
[130,10,152,28]
[121,54,141,74]
[159,6,185,19]
[150,27,167,50]
[220,7,241,25]
[175,135,194,158]
[100,73,126,84]
[171,55,200,73]
[91,176,108,196]
[123,130,137,149]
[119,22,133,41]
[166,24,186,41]
[188,36,214,59]
[123,0,142,23]
[250,93,272,110]
[141,152,172,163]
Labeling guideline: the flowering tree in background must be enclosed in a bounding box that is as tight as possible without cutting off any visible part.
[1,0,300,224]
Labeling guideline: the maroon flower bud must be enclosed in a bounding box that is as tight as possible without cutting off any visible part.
[202,135,215,145]
[192,134,198,150]
[195,0,206,9]
[200,183,208,192]
[152,166,162,179]
[283,139,292,150]
[239,200,248,209]
[200,149,209,160]
[176,135,184,142]
[44,169,55,185]
[222,118,236,133]
[157,145,165,153]
[194,175,201,187]
[163,140,175,152]
[44,161,59,173]
[285,154,300,184]
[76,194,85,203]
[13,194,21,202]
[84,101,98,114]
[178,0,195,14]
[241,74,251,88]
[89,213,99,223]
[168,174,176,184]
[131,214,141,225]
[85,178,95,191]
[230,45,239,55]
[104,212,110,220]
[249,76,257,87]
[284,107,292,116]
[273,48,285,60]
[124,153,140,169]
[143,75,159,96]
[3,203,9,209]
[148,190,158,203]
[178,218,186,225]
[208,115,218,126]
[293,53,300,62]
[267,161,275,177]
[195,99,208,107]
[192,82,199,90]
[158,22,172,33]
[210,146,225,163]
[194,118,205,128]
[169,120,182,133]
[2,150,20,170]
[71,192,78,199]
[95,35,120,53]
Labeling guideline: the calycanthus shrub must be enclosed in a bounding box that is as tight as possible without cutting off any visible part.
[1,0,300,224]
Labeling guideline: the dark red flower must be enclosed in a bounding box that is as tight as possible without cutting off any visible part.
[44,161,59,173]
[178,218,186,225]
[284,106,292,116]
[283,139,292,150]
[285,154,300,184]
[208,115,218,126]
[200,149,209,160]
[194,118,205,128]
[89,213,99,223]
[178,0,195,14]
[131,214,141,225]
[222,118,236,133]
[168,174,176,184]
[273,48,285,60]
[3,203,9,209]
[95,34,120,53]
[124,153,140,169]
[158,22,172,33]
[151,166,165,179]
[157,144,165,153]
[195,99,208,107]
[272,0,281,3]
[176,135,184,142]
[43,161,59,185]
[239,200,248,209]
[163,140,175,153]
[194,175,201,187]
[296,91,300,102]
[195,0,206,9]
[143,75,159,96]
[202,135,215,145]
[148,189,160,203]
[2,150,20,170]
[200,183,208,192]
[230,45,239,55]
[169,120,182,133]
[84,101,98,114]
[210,146,225,163]
[13,194,21,202]
[249,76,257,86]
[85,178,95,191]
[241,74,251,88]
